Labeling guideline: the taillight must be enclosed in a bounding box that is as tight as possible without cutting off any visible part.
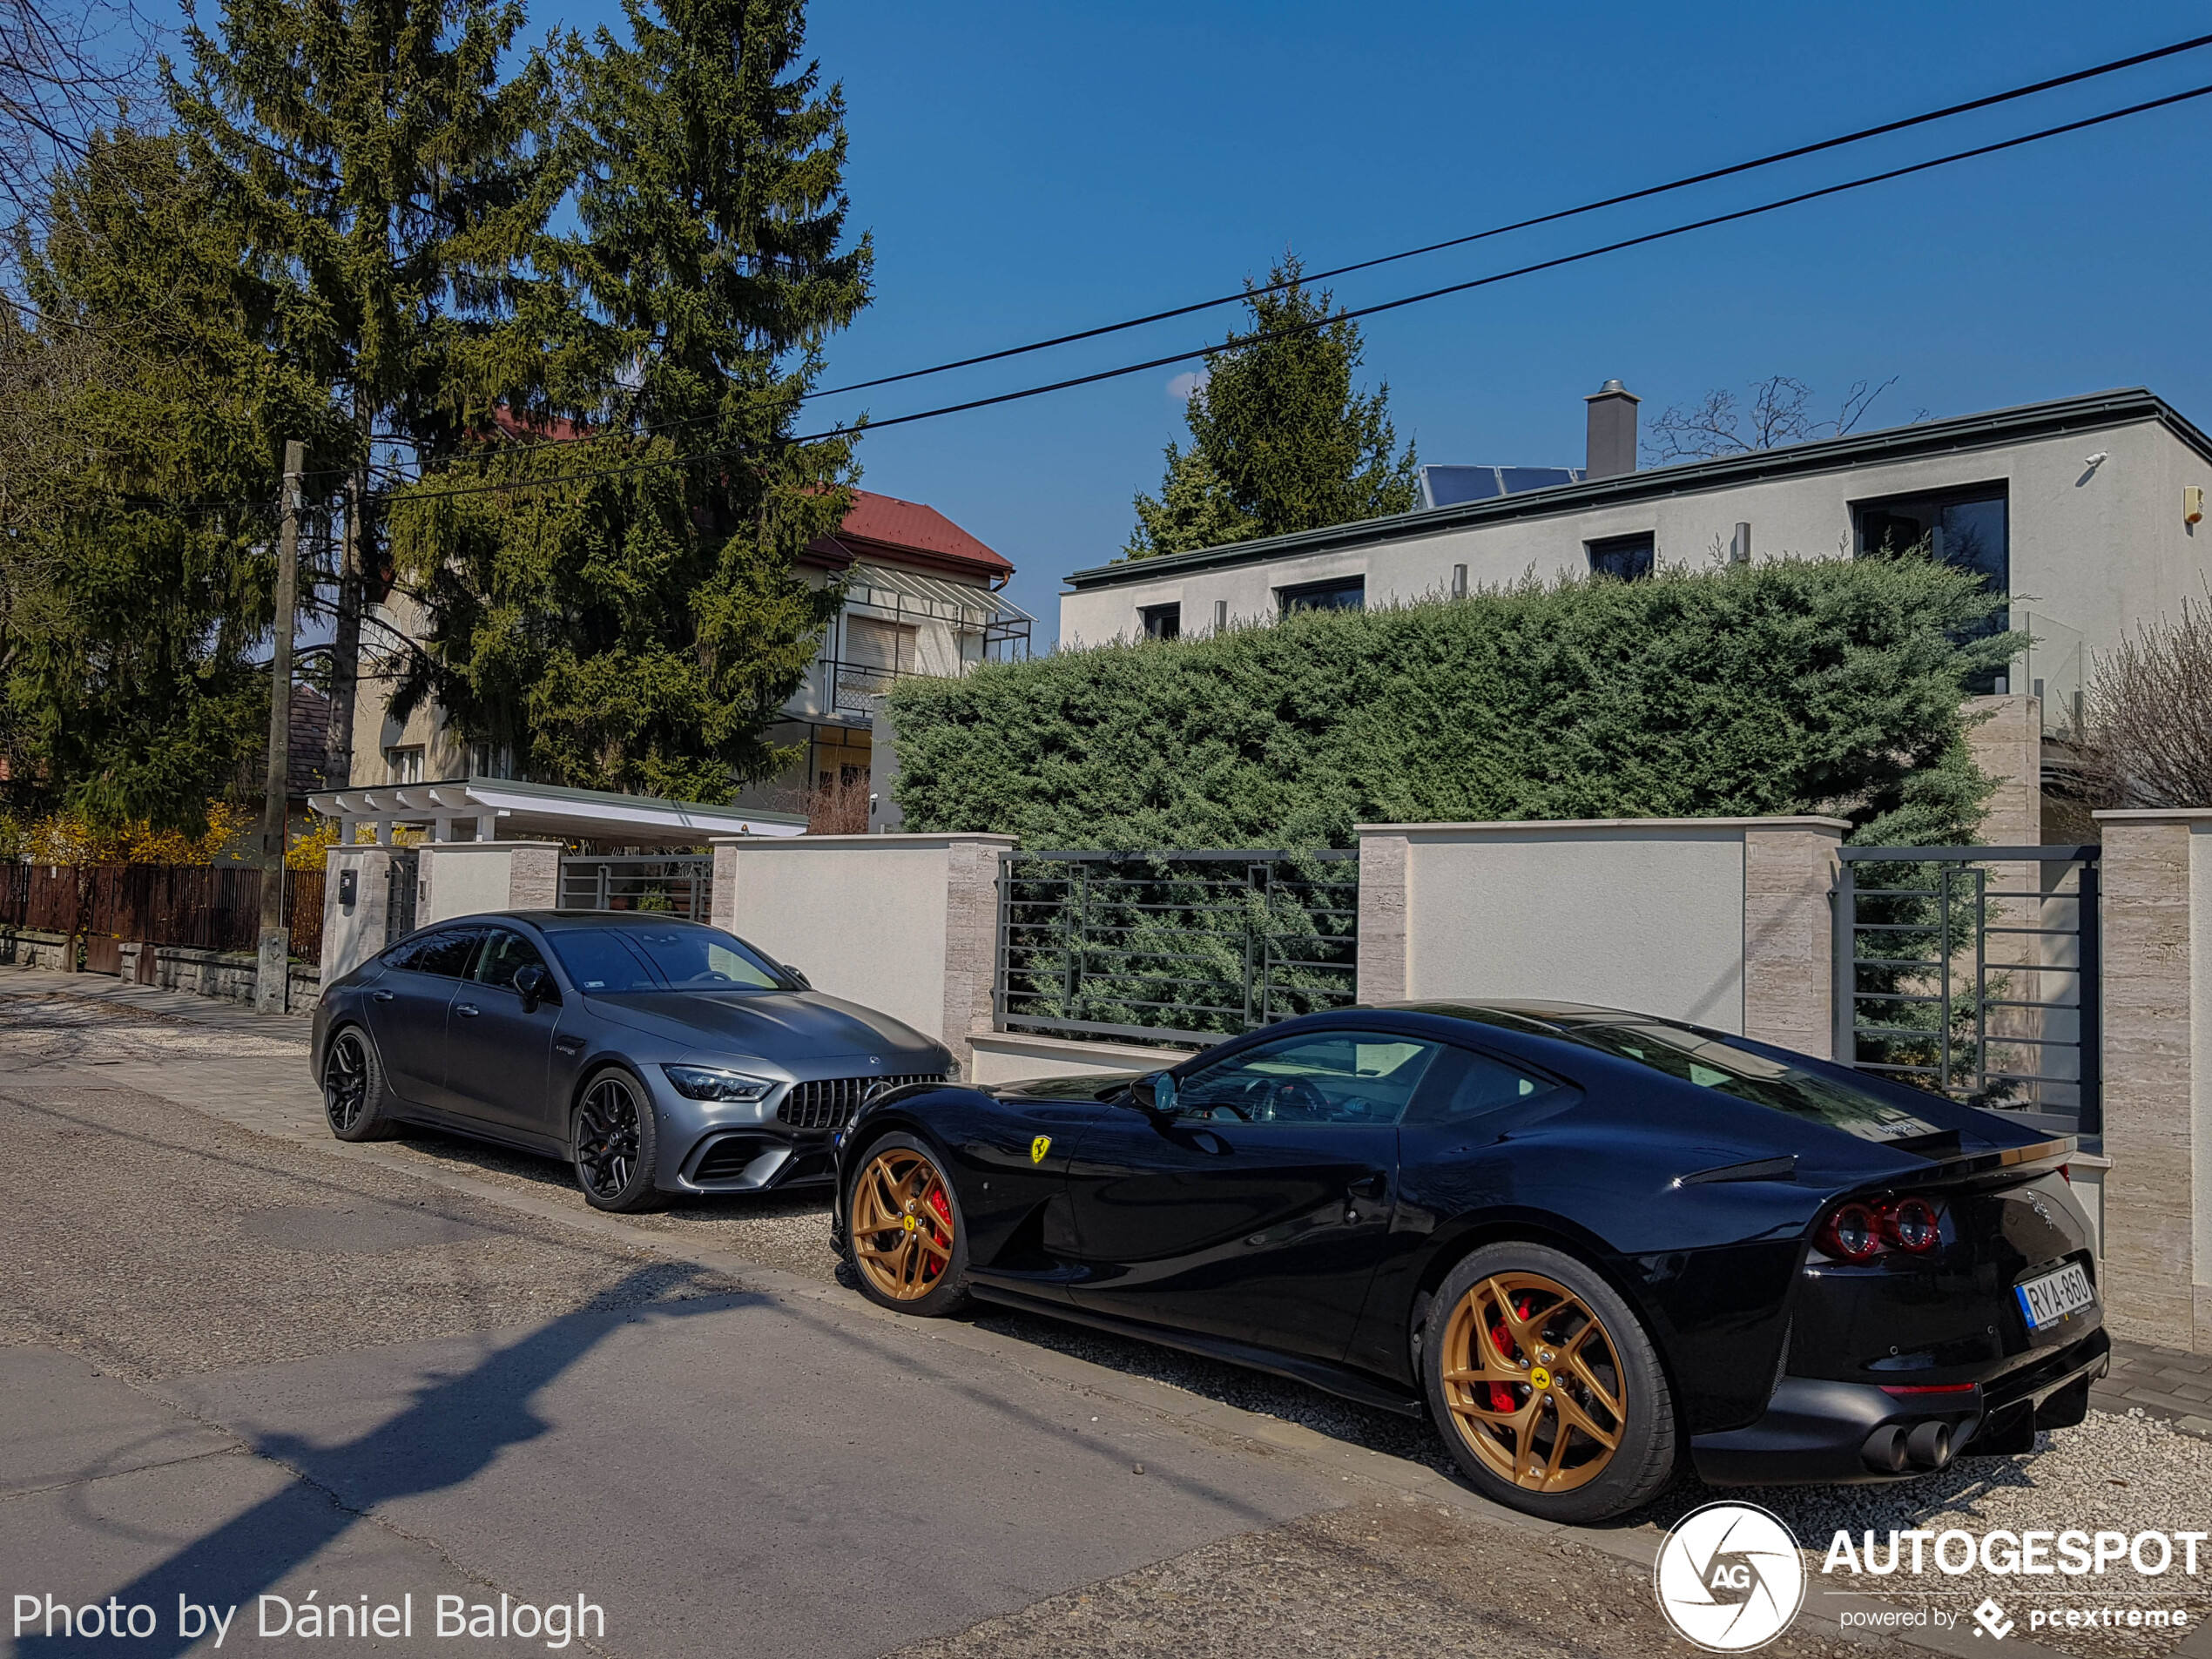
[1817,1196,1944,1262]
[1818,1202,1883,1262]
[1883,1196,1941,1253]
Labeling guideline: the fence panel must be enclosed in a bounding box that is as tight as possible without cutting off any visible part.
[1835,844,2100,1137]
[558,855,712,921]
[0,862,324,962]
[994,850,1359,1048]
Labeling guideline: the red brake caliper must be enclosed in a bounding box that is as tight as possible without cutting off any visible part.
[922,1187,953,1279]
[1486,1297,1532,1412]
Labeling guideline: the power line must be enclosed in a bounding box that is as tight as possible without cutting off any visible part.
[371,77,2212,509]
[801,30,2212,402]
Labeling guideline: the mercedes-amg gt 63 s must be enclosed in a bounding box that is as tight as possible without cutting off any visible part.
[314,912,951,1212]
[831,1002,2107,1521]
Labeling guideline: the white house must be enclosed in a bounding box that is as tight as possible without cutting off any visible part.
[1060,384,2212,734]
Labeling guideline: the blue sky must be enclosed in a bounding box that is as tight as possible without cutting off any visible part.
[550,1,2212,637]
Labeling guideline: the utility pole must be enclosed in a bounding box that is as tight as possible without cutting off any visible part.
[255,441,303,1015]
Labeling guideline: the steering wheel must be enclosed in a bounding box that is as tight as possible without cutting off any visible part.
[1264,1079,1330,1122]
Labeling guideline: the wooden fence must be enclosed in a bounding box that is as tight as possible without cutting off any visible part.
[0,863,324,966]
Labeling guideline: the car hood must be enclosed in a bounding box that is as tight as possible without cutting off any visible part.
[584,988,942,1063]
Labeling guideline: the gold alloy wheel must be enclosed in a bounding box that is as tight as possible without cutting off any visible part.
[1438,1271,1627,1494]
[850,1146,956,1301]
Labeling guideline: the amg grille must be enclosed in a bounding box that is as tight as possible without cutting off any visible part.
[778,1074,946,1130]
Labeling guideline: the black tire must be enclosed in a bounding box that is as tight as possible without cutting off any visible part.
[571,1066,664,1213]
[1420,1240,1676,1523]
[844,1130,971,1316]
[321,1026,401,1142]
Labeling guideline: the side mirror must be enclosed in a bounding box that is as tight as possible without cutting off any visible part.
[782,963,813,989]
[514,963,556,1011]
[1129,1070,1178,1116]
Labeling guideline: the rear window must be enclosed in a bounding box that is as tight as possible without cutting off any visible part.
[1568,1021,1945,1143]
[549,925,790,993]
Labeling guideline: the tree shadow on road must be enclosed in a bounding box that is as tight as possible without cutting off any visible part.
[16,1266,751,1659]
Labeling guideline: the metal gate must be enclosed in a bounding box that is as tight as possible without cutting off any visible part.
[384,849,419,946]
[1834,844,2100,1136]
[557,855,712,921]
[993,849,1360,1048]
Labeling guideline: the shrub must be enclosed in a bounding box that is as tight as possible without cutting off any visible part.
[889,556,2009,849]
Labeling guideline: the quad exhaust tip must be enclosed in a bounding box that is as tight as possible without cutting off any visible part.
[1862,1420,1956,1474]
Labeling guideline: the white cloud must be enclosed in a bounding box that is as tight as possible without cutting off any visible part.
[1165,370,1208,403]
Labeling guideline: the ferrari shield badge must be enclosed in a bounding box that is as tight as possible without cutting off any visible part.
[1030,1135,1052,1164]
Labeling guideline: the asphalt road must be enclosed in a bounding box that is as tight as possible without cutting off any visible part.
[0,976,1932,1659]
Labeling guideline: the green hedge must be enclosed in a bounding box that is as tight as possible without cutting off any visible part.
[888,556,2012,850]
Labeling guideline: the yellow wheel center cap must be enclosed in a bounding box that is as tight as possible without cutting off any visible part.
[901,1214,918,1232]
[1528,1366,1552,1391]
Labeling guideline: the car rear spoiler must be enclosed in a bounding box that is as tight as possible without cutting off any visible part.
[1891,1134,2077,1188]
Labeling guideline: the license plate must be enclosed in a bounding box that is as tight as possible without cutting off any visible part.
[2016,1262,2096,1330]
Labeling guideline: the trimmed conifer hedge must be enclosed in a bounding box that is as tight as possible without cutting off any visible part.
[887,556,2011,849]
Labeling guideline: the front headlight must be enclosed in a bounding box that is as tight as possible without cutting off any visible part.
[661,1064,776,1103]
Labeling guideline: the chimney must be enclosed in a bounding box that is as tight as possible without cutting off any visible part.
[1585,379,1639,480]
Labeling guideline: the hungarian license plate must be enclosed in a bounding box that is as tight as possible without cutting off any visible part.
[2015,1262,2096,1330]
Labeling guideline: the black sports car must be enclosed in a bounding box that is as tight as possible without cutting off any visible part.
[831,1001,2107,1521]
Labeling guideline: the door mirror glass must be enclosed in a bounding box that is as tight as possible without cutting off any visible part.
[513,962,556,1011]
[1129,1070,1177,1115]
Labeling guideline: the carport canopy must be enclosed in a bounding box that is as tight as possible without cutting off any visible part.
[307,776,807,848]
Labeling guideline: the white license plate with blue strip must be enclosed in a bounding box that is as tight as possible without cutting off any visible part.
[2016,1262,2096,1330]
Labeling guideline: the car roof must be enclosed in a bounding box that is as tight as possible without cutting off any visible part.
[1378,1000,1654,1032]
[489,910,720,933]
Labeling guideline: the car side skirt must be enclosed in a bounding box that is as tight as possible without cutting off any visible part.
[964,1284,1426,1419]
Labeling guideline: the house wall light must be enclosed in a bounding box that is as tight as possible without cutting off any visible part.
[2187,486,2204,525]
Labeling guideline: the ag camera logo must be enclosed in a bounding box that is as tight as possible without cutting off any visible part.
[1656,1502,1807,1651]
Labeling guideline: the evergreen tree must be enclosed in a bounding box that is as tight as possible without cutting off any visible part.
[385,0,871,798]
[1121,442,1253,562]
[1,132,345,830]
[1124,255,1419,560]
[167,0,563,786]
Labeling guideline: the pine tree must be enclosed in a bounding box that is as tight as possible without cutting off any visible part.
[1,132,345,830]
[1122,442,1254,561]
[384,0,872,799]
[166,0,563,787]
[1124,255,1419,559]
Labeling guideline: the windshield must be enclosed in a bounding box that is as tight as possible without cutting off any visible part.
[1568,1021,1946,1143]
[549,925,792,994]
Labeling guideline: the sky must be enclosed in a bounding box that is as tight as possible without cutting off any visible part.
[516,3,2212,635]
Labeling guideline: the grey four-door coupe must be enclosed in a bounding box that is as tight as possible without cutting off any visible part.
[311,910,952,1211]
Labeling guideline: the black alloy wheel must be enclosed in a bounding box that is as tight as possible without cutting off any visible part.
[321,1028,398,1142]
[573,1069,661,1212]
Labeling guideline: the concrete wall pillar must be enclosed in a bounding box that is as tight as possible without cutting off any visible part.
[508,843,561,910]
[1742,825,1844,1058]
[1354,832,1410,1006]
[1965,692,2044,847]
[321,844,394,982]
[2096,809,2208,1350]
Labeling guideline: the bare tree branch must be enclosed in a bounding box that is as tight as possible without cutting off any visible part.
[0,0,152,220]
[1645,373,1906,463]
[2078,592,2212,809]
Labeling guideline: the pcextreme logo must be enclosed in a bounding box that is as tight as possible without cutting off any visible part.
[1655,1502,1808,1651]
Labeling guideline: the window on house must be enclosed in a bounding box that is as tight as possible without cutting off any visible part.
[846,615,918,676]
[1853,484,2009,691]
[1277,576,1366,615]
[1586,534,1655,582]
[1139,602,1181,640]
[384,745,424,785]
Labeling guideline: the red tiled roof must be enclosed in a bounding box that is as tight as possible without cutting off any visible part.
[827,490,1013,581]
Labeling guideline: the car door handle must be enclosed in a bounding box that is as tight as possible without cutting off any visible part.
[455,1003,481,1018]
[1345,1174,1388,1201]
[371,990,395,1003]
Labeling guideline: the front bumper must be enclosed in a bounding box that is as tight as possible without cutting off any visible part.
[1689,1326,2109,1486]
[667,1127,840,1194]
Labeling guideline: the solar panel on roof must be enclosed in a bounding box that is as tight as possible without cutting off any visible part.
[1417,464,1586,510]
